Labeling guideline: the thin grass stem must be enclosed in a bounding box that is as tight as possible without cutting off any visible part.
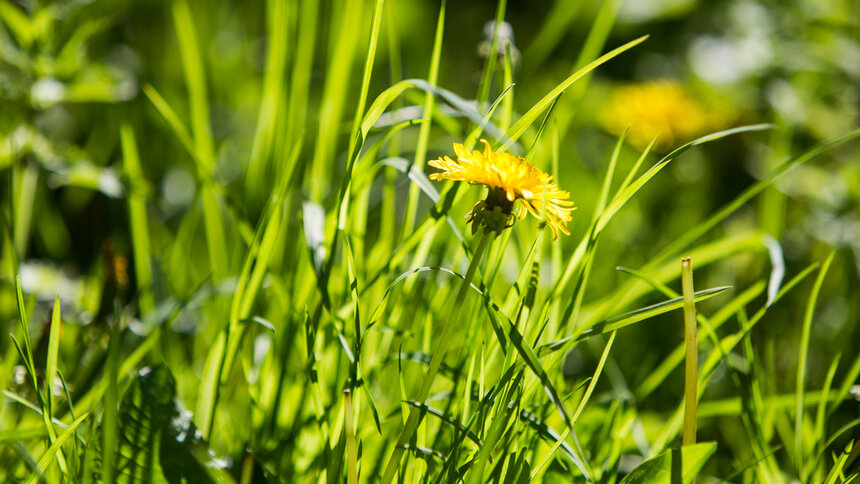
[344,389,357,484]
[681,257,698,447]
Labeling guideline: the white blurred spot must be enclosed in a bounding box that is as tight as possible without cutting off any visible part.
[163,167,196,209]
[249,334,271,385]
[688,35,773,84]
[767,80,805,124]
[31,78,66,106]
[618,0,697,24]
[13,366,27,385]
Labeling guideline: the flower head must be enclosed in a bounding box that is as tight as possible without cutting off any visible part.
[599,80,730,150]
[429,140,575,238]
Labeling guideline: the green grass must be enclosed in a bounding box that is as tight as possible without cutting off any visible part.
[1,0,859,482]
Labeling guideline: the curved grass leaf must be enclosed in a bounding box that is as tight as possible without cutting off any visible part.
[596,124,774,233]
[403,401,483,447]
[649,126,860,268]
[762,234,785,308]
[518,409,581,472]
[621,442,717,484]
[361,79,513,149]
[796,251,835,473]
[465,83,516,150]
[503,35,649,147]
[578,286,731,341]
[28,413,89,484]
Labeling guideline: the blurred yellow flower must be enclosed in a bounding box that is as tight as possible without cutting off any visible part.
[429,140,575,238]
[600,80,727,150]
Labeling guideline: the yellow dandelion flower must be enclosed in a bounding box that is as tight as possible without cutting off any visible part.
[599,80,729,150]
[429,139,575,238]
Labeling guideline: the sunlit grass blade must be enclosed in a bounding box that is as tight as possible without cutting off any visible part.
[503,35,649,146]
[173,0,214,172]
[361,79,512,148]
[597,124,773,233]
[579,286,730,340]
[500,42,514,131]
[814,354,841,478]
[101,303,121,483]
[524,94,562,161]
[650,263,820,455]
[403,0,445,236]
[172,0,228,283]
[15,281,66,474]
[531,330,616,479]
[14,278,37,390]
[465,83,515,152]
[475,0,507,109]
[245,0,289,200]
[649,127,860,266]
[309,0,363,201]
[681,258,697,447]
[27,413,89,484]
[13,161,37,259]
[142,82,229,282]
[633,281,766,400]
[121,123,155,315]
[620,442,717,484]
[285,0,318,155]
[44,297,60,424]
[142,84,196,162]
[796,251,835,474]
[581,231,770,329]
[822,441,857,484]
[342,0,386,195]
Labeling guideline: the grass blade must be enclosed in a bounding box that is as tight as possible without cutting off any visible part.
[121,123,155,315]
[403,0,445,235]
[796,251,835,473]
[503,35,649,146]
[597,124,773,233]
[44,297,61,424]
[27,413,89,484]
[621,442,717,484]
[579,286,731,340]
[173,0,214,172]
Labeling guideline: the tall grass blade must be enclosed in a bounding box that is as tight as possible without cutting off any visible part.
[403,0,445,235]
[121,123,155,315]
[796,251,835,473]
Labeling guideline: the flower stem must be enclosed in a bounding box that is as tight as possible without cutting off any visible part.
[681,257,698,447]
[380,231,493,484]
